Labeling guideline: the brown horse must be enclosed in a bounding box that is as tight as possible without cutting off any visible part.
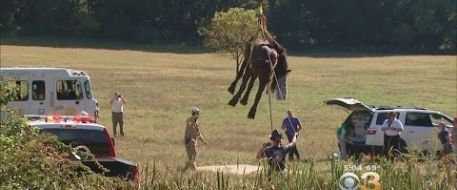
[228,39,291,119]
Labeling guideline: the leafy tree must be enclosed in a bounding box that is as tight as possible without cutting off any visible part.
[0,81,133,189]
[1,0,455,52]
[10,0,88,35]
[199,8,258,73]
[0,0,17,30]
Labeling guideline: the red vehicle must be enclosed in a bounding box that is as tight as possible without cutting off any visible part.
[26,115,140,187]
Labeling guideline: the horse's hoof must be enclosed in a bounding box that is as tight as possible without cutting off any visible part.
[228,99,237,107]
[247,111,256,119]
[240,99,248,106]
[227,86,235,95]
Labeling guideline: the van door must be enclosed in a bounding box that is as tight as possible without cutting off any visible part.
[82,79,98,117]
[326,98,374,112]
[30,80,47,115]
[402,112,436,151]
[54,79,84,115]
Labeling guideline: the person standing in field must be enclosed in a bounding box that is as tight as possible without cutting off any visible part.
[184,107,208,170]
[437,122,453,157]
[110,92,126,137]
[281,109,302,161]
[381,111,404,159]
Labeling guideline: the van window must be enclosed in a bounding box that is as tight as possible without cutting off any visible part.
[40,128,110,156]
[375,112,400,125]
[32,81,45,101]
[56,80,83,100]
[10,80,28,101]
[405,112,433,127]
[429,113,453,126]
[84,80,93,99]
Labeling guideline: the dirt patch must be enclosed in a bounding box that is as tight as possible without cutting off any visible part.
[197,164,262,175]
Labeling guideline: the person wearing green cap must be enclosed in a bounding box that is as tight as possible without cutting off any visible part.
[183,107,208,170]
[337,123,353,160]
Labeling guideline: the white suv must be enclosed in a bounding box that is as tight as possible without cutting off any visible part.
[327,98,454,155]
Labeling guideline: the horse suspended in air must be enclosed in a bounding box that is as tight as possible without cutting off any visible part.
[227,38,291,119]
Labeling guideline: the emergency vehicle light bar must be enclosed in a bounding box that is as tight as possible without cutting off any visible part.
[24,114,95,123]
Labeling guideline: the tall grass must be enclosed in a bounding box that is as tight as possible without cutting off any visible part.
[138,154,456,189]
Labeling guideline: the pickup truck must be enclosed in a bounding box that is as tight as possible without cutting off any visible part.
[26,115,139,186]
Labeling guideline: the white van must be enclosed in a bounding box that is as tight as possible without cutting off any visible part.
[1,67,99,118]
[326,97,454,155]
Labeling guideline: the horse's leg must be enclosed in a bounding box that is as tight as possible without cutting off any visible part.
[240,74,258,106]
[228,51,250,94]
[247,74,269,119]
[227,65,245,94]
[228,70,251,106]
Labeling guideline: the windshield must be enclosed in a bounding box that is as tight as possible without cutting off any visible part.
[84,80,93,99]
[40,128,109,155]
[56,80,83,100]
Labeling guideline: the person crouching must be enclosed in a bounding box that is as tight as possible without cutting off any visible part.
[257,129,297,175]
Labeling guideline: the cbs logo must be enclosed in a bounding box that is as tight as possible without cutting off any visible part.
[339,172,381,190]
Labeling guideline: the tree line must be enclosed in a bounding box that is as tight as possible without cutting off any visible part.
[1,0,455,52]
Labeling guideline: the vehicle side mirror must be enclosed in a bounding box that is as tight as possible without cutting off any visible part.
[111,137,115,146]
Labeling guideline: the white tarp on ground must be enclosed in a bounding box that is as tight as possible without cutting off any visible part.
[196,164,262,175]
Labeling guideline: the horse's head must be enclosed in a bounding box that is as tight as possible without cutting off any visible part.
[269,41,290,100]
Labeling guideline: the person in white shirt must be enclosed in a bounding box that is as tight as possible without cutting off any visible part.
[381,111,403,159]
[110,92,126,136]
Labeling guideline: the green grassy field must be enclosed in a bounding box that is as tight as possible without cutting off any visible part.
[1,45,456,167]
[1,45,457,189]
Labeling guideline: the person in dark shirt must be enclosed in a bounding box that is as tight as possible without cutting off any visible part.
[281,110,302,161]
[437,122,453,157]
[257,129,296,174]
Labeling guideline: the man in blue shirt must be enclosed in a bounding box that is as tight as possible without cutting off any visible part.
[281,109,303,160]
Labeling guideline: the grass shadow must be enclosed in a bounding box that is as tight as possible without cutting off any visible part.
[2,36,455,57]
[288,48,457,58]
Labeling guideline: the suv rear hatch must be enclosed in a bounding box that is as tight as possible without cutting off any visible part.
[325,97,374,112]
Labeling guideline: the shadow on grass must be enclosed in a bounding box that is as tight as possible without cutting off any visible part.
[1,36,212,54]
[2,36,455,57]
[288,48,457,58]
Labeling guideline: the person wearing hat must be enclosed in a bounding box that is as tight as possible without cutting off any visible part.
[257,129,297,174]
[183,107,208,170]
[336,123,353,160]
[381,111,404,159]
